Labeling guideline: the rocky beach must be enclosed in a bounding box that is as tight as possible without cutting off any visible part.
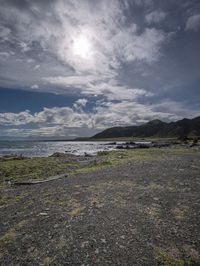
[0,146,200,265]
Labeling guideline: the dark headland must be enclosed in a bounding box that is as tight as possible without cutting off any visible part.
[91,116,200,139]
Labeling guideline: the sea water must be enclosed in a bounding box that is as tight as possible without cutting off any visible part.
[0,141,118,157]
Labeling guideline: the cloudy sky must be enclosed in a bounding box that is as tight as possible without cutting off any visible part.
[0,0,200,139]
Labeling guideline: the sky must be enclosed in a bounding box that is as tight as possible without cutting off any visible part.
[0,0,200,139]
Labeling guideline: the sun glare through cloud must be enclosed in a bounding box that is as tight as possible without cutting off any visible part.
[73,35,92,59]
[0,0,199,139]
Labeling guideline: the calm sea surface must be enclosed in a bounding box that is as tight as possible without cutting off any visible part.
[0,141,119,157]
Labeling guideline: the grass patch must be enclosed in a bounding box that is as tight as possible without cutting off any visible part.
[156,250,197,266]
[0,157,79,183]
[97,151,109,156]
[15,219,28,230]
[0,219,28,247]
[68,206,85,217]
[40,257,53,266]
[147,206,161,219]
[148,182,163,190]
[172,206,189,220]
[75,149,164,174]
[0,230,16,247]
[0,193,26,206]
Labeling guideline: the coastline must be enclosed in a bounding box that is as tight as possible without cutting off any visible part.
[0,143,199,184]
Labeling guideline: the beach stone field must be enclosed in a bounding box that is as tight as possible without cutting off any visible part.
[0,148,200,265]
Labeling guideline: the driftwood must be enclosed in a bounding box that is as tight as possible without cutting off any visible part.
[13,173,68,186]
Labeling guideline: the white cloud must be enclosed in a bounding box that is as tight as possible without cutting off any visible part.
[74,98,87,107]
[27,59,35,63]
[0,98,198,138]
[44,75,103,88]
[0,52,10,60]
[44,74,154,101]
[0,126,98,139]
[0,0,170,100]
[0,107,92,128]
[73,98,88,111]
[113,27,167,63]
[0,110,33,126]
[185,14,200,31]
[34,64,40,70]
[31,84,39,89]
[19,42,31,53]
[0,25,11,41]
[145,10,167,24]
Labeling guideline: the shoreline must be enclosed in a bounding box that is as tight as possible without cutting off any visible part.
[0,138,199,159]
[0,145,199,185]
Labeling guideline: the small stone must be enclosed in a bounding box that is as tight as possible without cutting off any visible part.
[153,197,159,201]
[95,248,99,254]
[101,239,106,244]
[39,212,48,216]
[27,247,35,253]
[81,241,89,248]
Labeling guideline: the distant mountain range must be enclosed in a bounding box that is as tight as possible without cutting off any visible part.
[92,116,200,139]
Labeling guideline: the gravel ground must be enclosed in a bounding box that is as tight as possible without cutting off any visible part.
[0,149,200,265]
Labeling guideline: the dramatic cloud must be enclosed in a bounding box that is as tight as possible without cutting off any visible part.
[0,99,199,138]
[0,0,170,93]
[0,0,200,138]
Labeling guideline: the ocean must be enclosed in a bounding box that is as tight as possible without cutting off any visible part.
[0,140,118,157]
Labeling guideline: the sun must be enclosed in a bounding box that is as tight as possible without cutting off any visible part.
[73,35,91,59]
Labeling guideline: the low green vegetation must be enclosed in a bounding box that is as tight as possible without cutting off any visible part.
[172,206,189,220]
[0,193,26,206]
[0,219,28,247]
[0,157,79,183]
[0,230,16,247]
[156,250,197,266]
[41,257,53,266]
[0,147,199,184]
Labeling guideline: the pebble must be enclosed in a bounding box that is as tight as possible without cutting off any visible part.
[95,248,99,254]
[39,212,48,216]
[81,241,89,248]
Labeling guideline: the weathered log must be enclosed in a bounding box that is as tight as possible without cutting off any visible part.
[13,173,67,186]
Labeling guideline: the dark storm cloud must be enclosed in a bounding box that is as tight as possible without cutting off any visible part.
[0,0,199,138]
